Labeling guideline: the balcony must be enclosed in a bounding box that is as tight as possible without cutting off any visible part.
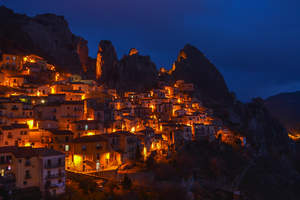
[46,173,65,179]
[25,161,31,166]
[44,163,65,169]
[25,174,31,179]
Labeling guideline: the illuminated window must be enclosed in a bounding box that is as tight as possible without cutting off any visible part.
[84,125,88,130]
[65,145,69,152]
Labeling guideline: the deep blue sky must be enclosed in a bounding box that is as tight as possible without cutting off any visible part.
[1,0,300,101]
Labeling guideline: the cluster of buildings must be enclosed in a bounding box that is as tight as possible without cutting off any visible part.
[0,53,246,197]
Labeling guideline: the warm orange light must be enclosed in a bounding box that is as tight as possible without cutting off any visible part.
[130,127,135,133]
[27,120,34,129]
[289,133,300,141]
[55,73,59,81]
[37,91,40,96]
[51,87,55,94]
[162,135,167,141]
[116,102,121,110]
[86,132,95,136]
[106,153,110,160]
[87,117,94,121]
[24,142,31,147]
[143,147,147,159]
[74,155,82,166]
[150,105,155,112]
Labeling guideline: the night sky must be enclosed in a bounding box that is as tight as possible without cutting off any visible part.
[1,0,300,101]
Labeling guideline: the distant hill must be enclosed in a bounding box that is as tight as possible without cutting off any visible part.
[265,91,300,132]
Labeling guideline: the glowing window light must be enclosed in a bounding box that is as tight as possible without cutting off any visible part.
[106,153,110,160]
[73,155,82,167]
[27,120,34,129]
[86,132,95,136]
[143,147,147,159]
[130,127,135,133]
[51,87,55,94]
[24,142,31,147]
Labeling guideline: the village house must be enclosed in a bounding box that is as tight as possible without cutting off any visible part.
[0,146,65,196]
[66,135,121,172]
[47,129,74,152]
[193,123,216,142]
[0,124,30,147]
[0,54,24,70]
[70,120,104,138]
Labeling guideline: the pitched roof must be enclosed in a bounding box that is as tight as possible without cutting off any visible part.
[0,146,64,158]
[72,135,108,143]
[47,129,74,135]
[1,124,28,130]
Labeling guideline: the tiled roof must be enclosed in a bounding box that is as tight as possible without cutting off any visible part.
[1,124,28,130]
[0,146,64,158]
[47,129,74,135]
[72,135,108,143]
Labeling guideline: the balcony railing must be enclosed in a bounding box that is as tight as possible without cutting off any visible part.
[25,174,31,179]
[46,173,65,179]
[44,163,65,169]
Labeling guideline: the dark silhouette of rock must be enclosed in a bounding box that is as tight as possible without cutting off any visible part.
[0,6,88,73]
[95,41,157,91]
[77,38,89,72]
[129,48,139,56]
[96,40,119,86]
[118,52,158,92]
[231,98,292,154]
[265,91,300,133]
[170,44,232,105]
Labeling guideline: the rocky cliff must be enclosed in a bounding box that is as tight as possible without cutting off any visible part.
[265,91,300,133]
[0,6,89,73]
[95,40,158,91]
[170,44,233,105]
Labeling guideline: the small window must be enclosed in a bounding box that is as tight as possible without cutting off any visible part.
[82,145,86,151]
[96,144,102,150]
[65,145,69,152]
[25,170,31,179]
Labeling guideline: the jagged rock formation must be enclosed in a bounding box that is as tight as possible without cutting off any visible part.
[96,40,119,85]
[170,44,232,105]
[129,48,139,56]
[77,38,89,72]
[118,51,157,91]
[265,91,300,133]
[0,6,89,73]
[96,41,158,91]
[228,98,293,154]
